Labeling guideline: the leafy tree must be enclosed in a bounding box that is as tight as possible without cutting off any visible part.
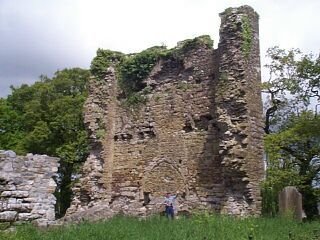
[262,47,320,218]
[263,112,320,217]
[0,68,90,217]
[262,47,320,134]
[0,99,25,152]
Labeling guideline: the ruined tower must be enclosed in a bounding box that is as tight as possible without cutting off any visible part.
[66,5,264,221]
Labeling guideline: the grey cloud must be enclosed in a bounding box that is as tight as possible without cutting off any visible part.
[0,0,91,97]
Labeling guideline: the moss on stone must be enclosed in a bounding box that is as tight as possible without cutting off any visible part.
[241,15,253,59]
[96,129,106,140]
[176,35,213,51]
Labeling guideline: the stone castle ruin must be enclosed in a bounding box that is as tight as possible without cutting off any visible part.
[66,5,264,220]
[0,5,265,227]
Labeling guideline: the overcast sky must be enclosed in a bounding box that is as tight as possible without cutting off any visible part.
[0,0,319,97]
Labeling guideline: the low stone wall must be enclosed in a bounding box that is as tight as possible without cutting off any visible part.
[0,151,59,228]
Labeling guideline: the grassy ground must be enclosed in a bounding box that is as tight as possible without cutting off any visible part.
[1,215,319,240]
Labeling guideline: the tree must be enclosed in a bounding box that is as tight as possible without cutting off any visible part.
[0,68,90,217]
[262,47,320,134]
[0,99,25,153]
[263,112,320,217]
[262,47,320,218]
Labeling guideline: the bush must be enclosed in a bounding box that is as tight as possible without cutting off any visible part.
[118,46,167,96]
[176,35,213,51]
[90,49,124,80]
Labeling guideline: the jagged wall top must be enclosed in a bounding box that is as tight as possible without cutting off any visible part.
[66,5,264,221]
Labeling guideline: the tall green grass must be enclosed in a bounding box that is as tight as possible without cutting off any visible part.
[1,215,319,240]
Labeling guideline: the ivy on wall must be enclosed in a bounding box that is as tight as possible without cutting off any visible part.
[90,35,214,107]
[241,15,253,59]
[90,49,124,80]
[118,46,167,96]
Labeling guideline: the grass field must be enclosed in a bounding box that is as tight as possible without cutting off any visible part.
[1,214,319,240]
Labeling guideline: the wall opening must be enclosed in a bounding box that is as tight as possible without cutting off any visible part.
[143,192,151,206]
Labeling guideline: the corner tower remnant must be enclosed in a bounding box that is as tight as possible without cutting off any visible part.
[66,5,264,221]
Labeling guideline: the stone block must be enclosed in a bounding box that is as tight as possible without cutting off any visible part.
[32,219,48,228]
[0,162,13,172]
[4,150,16,158]
[46,209,56,221]
[13,190,29,198]
[1,191,12,197]
[0,211,17,222]
[279,186,304,221]
[18,213,38,221]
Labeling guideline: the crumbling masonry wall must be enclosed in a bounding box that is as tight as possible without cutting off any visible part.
[0,151,59,228]
[66,5,264,220]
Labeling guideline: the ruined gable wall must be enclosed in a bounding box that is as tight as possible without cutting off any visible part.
[108,45,221,215]
[66,5,264,220]
[0,152,59,228]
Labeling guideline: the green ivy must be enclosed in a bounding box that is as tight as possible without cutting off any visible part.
[176,35,213,52]
[96,129,106,139]
[122,92,147,108]
[90,49,124,80]
[121,86,152,108]
[224,7,233,15]
[118,46,167,96]
[241,16,253,59]
[177,82,190,91]
[90,35,214,108]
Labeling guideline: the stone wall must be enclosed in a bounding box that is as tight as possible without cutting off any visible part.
[0,151,59,228]
[66,5,264,221]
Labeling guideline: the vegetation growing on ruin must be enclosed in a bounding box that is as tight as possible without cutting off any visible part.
[121,86,152,109]
[118,47,166,95]
[90,46,166,107]
[3,215,319,240]
[177,81,190,91]
[216,71,229,94]
[90,49,124,80]
[95,118,106,140]
[90,35,213,107]
[224,7,233,15]
[241,15,253,58]
[175,35,213,52]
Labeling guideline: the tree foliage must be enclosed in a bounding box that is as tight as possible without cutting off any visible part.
[262,47,320,134]
[0,68,90,217]
[90,49,124,80]
[263,112,320,217]
[262,47,320,218]
[118,46,167,96]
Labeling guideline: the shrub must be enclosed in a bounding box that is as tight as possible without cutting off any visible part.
[118,46,167,96]
[90,49,124,80]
